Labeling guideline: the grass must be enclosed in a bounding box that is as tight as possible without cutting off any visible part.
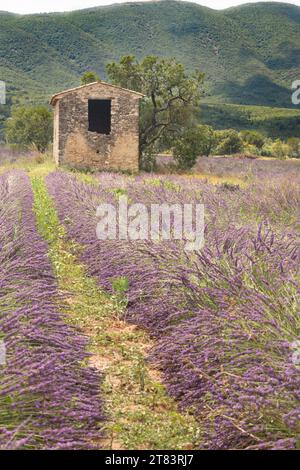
[31,175,201,450]
[184,172,246,187]
[0,152,56,177]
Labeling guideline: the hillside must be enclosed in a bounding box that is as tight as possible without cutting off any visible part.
[200,102,300,138]
[0,1,299,109]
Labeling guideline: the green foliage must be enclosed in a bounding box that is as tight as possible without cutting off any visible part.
[112,276,129,294]
[242,143,260,156]
[107,55,204,168]
[215,129,244,155]
[112,188,127,198]
[269,139,290,159]
[173,124,217,169]
[261,138,295,159]
[1,1,300,110]
[239,130,265,149]
[195,124,217,156]
[260,140,274,157]
[1,2,300,140]
[80,71,100,85]
[200,103,300,139]
[287,138,300,158]
[5,106,52,152]
[107,56,204,147]
[173,127,203,170]
[0,98,12,142]
[139,149,157,173]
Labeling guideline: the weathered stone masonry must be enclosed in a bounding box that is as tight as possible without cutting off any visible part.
[50,82,144,172]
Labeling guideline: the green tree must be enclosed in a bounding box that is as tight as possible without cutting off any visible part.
[287,137,300,157]
[173,125,217,169]
[240,130,265,149]
[5,106,52,152]
[80,71,100,85]
[270,139,289,159]
[106,55,204,167]
[215,129,243,155]
[196,124,217,156]
[173,127,202,170]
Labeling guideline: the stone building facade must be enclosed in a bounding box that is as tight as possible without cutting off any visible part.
[50,81,144,172]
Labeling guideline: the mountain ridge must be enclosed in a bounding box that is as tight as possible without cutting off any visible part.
[0,1,299,108]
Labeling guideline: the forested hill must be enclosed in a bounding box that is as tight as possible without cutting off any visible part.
[0,1,299,108]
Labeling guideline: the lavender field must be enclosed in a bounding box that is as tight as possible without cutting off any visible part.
[0,157,299,450]
[0,171,104,449]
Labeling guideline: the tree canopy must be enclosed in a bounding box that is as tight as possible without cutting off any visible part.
[5,106,52,152]
[106,55,204,166]
[81,71,100,85]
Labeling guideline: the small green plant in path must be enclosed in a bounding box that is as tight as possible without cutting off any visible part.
[31,176,200,450]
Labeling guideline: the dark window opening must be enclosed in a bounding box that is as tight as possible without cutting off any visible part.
[88,99,111,134]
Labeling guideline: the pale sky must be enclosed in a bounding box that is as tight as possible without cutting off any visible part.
[0,0,299,15]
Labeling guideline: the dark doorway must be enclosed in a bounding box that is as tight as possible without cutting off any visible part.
[88,99,111,134]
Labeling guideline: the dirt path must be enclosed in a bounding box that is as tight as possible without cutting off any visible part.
[31,175,200,450]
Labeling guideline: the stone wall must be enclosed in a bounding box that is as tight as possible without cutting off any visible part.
[54,83,141,172]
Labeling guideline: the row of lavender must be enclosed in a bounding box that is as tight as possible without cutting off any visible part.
[0,171,104,449]
[46,171,300,449]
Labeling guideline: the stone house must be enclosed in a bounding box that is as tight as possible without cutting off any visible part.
[50,81,144,172]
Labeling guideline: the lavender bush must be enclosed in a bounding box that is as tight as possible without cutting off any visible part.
[0,171,104,449]
[157,154,300,184]
[46,167,299,450]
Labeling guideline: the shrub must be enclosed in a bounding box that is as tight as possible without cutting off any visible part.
[5,106,52,152]
[270,139,290,159]
[215,129,244,155]
[287,137,300,158]
[80,71,100,85]
[261,139,274,157]
[239,130,265,149]
[173,127,203,169]
[195,124,217,156]
[243,143,260,156]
